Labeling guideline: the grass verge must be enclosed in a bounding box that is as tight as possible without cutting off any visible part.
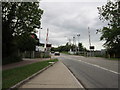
[107,58,120,60]
[61,52,70,55]
[2,59,58,89]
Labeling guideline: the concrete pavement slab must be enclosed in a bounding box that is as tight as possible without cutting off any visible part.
[19,61,83,88]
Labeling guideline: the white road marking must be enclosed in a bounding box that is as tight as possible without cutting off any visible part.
[62,56,119,75]
[78,60,120,75]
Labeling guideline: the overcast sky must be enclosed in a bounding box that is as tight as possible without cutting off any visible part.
[38,0,109,50]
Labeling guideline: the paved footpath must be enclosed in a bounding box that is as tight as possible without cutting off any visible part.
[19,61,84,88]
[3,58,51,70]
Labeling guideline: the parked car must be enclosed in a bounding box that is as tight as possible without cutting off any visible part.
[54,52,60,56]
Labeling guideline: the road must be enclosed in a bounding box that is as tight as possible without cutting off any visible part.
[56,54,119,89]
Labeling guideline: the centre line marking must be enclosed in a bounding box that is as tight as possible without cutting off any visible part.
[61,56,119,75]
[78,60,119,75]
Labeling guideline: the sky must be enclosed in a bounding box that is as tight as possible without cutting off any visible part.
[38,0,109,50]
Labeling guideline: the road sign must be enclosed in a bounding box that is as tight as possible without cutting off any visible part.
[90,46,95,49]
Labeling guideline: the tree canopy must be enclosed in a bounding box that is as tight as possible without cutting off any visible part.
[2,2,43,36]
[51,42,86,52]
[2,2,43,63]
[97,1,120,57]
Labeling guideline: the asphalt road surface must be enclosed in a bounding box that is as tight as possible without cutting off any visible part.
[56,54,119,89]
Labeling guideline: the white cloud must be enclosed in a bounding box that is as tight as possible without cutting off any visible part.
[41,0,108,2]
[39,2,108,50]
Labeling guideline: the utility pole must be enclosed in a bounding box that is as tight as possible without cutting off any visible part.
[88,27,91,46]
[64,36,71,53]
[68,39,71,45]
[45,28,49,51]
[39,28,42,44]
[73,36,77,54]
[73,37,75,53]
[77,34,80,53]
[38,27,42,52]
[88,27,91,57]
[68,38,72,52]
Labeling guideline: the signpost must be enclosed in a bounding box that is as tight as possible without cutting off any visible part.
[89,46,95,56]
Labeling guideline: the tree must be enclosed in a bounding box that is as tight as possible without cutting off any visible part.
[78,43,84,51]
[2,2,43,64]
[97,1,120,58]
[2,3,17,58]
[53,42,87,52]
[15,33,39,52]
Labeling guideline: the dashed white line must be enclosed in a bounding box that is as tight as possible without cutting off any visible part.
[78,60,120,75]
[61,56,119,75]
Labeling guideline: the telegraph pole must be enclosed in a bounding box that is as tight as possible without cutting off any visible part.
[39,28,42,44]
[73,36,75,53]
[45,28,49,51]
[68,38,72,52]
[64,36,72,53]
[88,27,91,56]
[88,27,91,47]
[68,39,71,45]
[77,34,80,53]
[73,36,77,54]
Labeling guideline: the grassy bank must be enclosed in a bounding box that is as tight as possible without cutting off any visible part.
[2,59,58,89]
